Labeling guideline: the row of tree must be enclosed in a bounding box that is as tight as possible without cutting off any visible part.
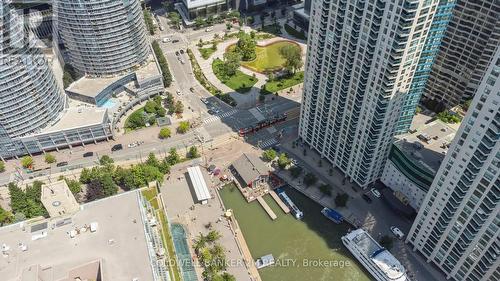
[152,40,173,87]
[193,230,236,281]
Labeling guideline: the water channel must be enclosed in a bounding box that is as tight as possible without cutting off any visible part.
[219,184,372,281]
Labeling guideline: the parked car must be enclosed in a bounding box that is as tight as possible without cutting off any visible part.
[83,152,94,158]
[172,39,180,43]
[176,90,181,96]
[56,161,68,167]
[159,25,164,31]
[162,37,170,43]
[179,49,185,54]
[175,51,180,56]
[390,226,405,239]
[362,194,372,203]
[205,27,213,32]
[111,144,123,151]
[128,143,138,148]
[207,109,215,115]
[200,98,209,104]
[370,188,381,198]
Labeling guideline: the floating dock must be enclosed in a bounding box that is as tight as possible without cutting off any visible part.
[270,190,290,214]
[276,189,303,219]
[257,196,277,220]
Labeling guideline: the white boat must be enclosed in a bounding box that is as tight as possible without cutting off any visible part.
[342,229,409,281]
[277,189,303,219]
[255,254,275,269]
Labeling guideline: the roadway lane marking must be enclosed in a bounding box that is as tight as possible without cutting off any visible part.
[249,108,266,121]
[203,110,238,124]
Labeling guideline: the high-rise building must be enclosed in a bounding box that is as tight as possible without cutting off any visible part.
[422,0,500,110]
[407,45,499,281]
[0,5,66,144]
[0,3,113,160]
[395,0,456,134]
[299,0,440,187]
[55,0,150,77]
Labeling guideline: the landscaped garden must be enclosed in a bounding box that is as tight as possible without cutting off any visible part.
[262,71,304,94]
[124,95,166,132]
[230,41,302,73]
[212,59,257,93]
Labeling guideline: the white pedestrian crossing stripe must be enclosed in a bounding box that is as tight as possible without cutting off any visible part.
[258,138,278,149]
[203,110,237,124]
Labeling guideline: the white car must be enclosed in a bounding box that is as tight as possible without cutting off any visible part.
[128,143,137,148]
[205,27,213,32]
[162,37,170,43]
[176,90,181,96]
[390,226,405,239]
[370,188,381,198]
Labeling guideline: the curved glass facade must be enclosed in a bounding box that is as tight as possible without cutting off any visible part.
[56,0,150,77]
[0,7,65,140]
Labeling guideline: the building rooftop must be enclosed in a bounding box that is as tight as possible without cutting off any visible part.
[0,191,155,281]
[39,106,108,134]
[67,55,160,98]
[343,229,407,281]
[394,113,458,172]
[182,0,226,9]
[231,153,270,184]
[187,166,211,203]
[40,180,80,218]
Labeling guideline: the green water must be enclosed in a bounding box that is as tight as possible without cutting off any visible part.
[219,184,372,281]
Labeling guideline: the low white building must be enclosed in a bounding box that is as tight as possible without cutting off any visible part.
[40,180,80,218]
[187,166,211,204]
[381,115,458,210]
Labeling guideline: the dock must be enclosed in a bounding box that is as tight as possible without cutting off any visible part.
[270,190,290,214]
[257,196,277,220]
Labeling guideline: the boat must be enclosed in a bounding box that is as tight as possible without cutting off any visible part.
[255,254,275,269]
[321,207,344,224]
[342,229,409,281]
[276,188,303,219]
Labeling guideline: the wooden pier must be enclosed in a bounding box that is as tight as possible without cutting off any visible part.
[270,190,290,214]
[257,196,277,220]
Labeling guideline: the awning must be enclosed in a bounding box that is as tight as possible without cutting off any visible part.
[187,166,211,203]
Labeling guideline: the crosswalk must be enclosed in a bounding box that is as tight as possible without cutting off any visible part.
[203,109,238,124]
[258,138,278,149]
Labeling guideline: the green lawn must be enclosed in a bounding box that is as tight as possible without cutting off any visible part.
[263,71,304,93]
[199,47,216,59]
[212,59,257,93]
[235,41,301,73]
[284,24,307,40]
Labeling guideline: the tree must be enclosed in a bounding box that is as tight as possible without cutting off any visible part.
[144,100,157,113]
[303,172,317,186]
[379,235,394,250]
[206,230,221,242]
[152,41,172,87]
[167,148,180,165]
[319,184,332,197]
[143,9,156,35]
[289,166,302,178]
[159,127,171,139]
[21,156,33,169]
[9,182,48,219]
[167,12,181,28]
[0,161,5,173]
[279,44,303,74]
[127,110,146,129]
[262,149,277,162]
[235,32,256,61]
[195,17,205,28]
[226,22,232,30]
[222,50,241,77]
[177,121,190,134]
[174,100,184,114]
[188,146,200,159]
[277,153,291,169]
[334,193,349,207]
[99,155,114,166]
[64,178,82,195]
[44,153,56,164]
[0,206,13,226]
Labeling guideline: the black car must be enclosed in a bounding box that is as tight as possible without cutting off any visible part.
[179,49,185,54]
[207,109,215,115]
[56,161,68,167]
[111,144,123,151]
[83,152,94,158]
[172,39,180,43]
[362,194,372,203]
[175,51,180,56]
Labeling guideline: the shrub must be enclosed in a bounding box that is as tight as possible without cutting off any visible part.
[262,149,277,162]
[177,121,190,134]
[159,127,171,139]
[21,156,33,169]
[303,173,317,186]
[335,193,349,207]
[44,153,56,164]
